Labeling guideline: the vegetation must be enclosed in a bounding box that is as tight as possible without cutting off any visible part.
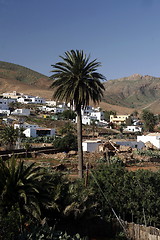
[135,149,160,158]
[141,109,157,132]
[89,163,160,227]
[59,122,76,135]
[22,135,56,143]
[1,156,160,239]
[0,158,53,222]
[0,61,50,84]
[0,125,20,149]
[62,109,76,120]
[52,133,77,152]
[102,74,160,109]
[104,110,116,122]
[50,49,106,178]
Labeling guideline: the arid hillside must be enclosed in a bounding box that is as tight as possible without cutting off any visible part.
[1,61,160,114]
[0,61,53,99]
[103,73,160,113]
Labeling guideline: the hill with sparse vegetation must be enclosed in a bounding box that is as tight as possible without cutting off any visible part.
[103,73,160,113]
[1,62,160,113]
[0,61,53,99]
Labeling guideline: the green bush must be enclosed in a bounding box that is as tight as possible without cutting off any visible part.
[18,222,87,240]
[52,133,77,152]
[135,149,160,158]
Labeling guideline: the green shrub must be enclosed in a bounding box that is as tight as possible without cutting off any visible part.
[52,133,77,152]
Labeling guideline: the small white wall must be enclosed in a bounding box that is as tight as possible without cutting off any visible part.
[91,111,104,121]
[82,141,101,152]
[0,109,10,116]
[46,100,57,106]
[81,115,97,125]
[125,126,142,132]
[14,123,38,130]
[11,109,30,116]
[17,96,45,104]
[0,99,9,110]
[23,128,56,138]
[23,128,33,137]
[137,135,160,149]
[115,141,145,149]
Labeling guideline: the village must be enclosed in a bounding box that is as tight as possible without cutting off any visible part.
[0,90,160,175]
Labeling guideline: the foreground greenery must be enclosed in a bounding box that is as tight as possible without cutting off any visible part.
[1,157,160,239]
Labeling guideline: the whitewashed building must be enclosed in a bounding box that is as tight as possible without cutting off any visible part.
[14,123,39,130]
[137,133,160,149]
[82,139,102,152]
[81,106,93,115]
[11,109,30,116]
[81,115,97,125]
[0,98,15,110]
[0,109,10,116]
[52,107,65,113]
[114,140,145,149]
[90,111,104,121]
[124,126,142,133]
[23,127,56,138]
[17,95,45,104]
[38,106,55,112]
[45,100,57,106]
[2,91,23,99]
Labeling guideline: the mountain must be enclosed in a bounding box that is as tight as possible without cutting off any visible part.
[103,73,160,113]
[0,61,160,114]
[0,61,53,99]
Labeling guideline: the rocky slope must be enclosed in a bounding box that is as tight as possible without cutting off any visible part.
[1,61,160,113]
[103,73,160,112]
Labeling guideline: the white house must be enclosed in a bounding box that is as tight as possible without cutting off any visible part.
[0,109,10,116]
[90,111,104,121]
[0,99,11,110]
[2,91,23,99]
[81,106,93,115]
[17,95,45,104]
[52,107,65,114]
[81,115,97,125]
[14,122,39,130]
[45,100,57,106]
[11,109,30,116]
[82,139,102,152]
[39,106,65,113]
[124,126,142,133]
[137,133,160,149]
[38,106,55,112]
[114,140,145,149]
[23,127,56,138]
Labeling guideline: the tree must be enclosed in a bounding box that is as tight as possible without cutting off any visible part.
[104,110,116,122]
[141,109,157,132]
[62,109,76,120]
[52,133,77,152]
[50,50,106,178]
[90,119,97,138]
[59,122,76,135]
[0,125,20,150]
[0,157,53,229]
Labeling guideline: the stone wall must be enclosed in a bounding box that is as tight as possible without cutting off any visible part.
[124,221,160,240]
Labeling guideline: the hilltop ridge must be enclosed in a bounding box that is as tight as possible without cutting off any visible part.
[103,73,160,113]
[0,61,53,99]
[0,61,160,113]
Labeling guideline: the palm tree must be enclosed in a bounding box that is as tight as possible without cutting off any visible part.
[50,50,106,178]
[0,157,53,229]
[0,125,19,150]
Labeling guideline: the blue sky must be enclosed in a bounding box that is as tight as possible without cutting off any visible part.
[1,0,160,80]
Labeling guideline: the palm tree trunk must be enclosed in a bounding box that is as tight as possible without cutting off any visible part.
[76,108,84,178]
